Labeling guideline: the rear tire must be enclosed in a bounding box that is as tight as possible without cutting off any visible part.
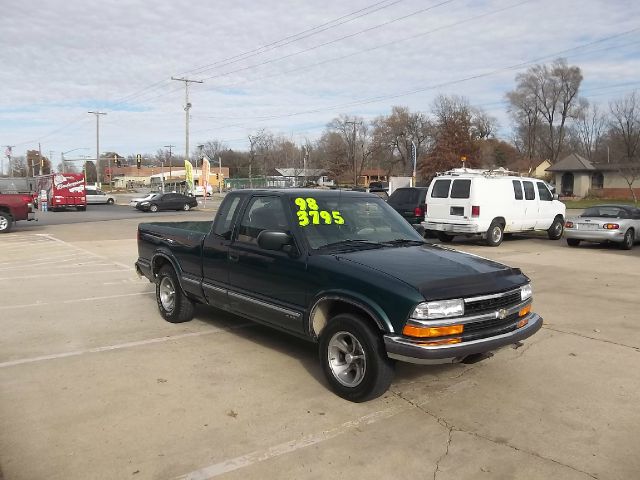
[107,198,114,205]
[0,212,14,233]
[485,220,504,247]
[155,265,194,323]
[547,216,564,240]
[318,313,395,402]
[437,232,454,243]
[567,238,581,247]
[621,229,634,250]
[183,203,190,211]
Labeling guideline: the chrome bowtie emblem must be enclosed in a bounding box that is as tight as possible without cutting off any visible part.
[497,309,508,319]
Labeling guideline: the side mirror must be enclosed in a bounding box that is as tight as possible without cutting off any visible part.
[553,193,559,200]
[257,230,292,251]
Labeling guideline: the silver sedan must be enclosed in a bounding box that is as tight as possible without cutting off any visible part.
[564,204,640,250]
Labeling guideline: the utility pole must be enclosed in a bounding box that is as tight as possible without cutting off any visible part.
[164,145,175,189]
[88,111,107,185]
[218,156,222,194]
[171,77,203,169]
[4,146,15,177]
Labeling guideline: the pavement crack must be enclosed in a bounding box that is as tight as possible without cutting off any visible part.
[543,326,639,352]
[390,390,598,480]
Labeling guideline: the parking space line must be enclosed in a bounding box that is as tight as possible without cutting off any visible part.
[37,234,133,270]
[176,405,407,480]
[0,269,129,280]
[0,291,154,310]
[0,324,253,368]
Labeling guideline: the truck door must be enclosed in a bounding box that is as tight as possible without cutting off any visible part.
[201,194,243,309]
[227,195,307,334]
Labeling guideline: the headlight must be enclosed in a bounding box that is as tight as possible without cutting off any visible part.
[412,299,464,320]
[520,283,532,301]
[140,201,149,206]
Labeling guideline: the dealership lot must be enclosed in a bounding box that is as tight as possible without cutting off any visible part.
[1,213,639,480]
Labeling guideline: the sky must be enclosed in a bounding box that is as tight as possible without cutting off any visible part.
[1,0,639,171]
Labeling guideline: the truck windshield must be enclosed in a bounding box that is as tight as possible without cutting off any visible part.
[289,194,424,250]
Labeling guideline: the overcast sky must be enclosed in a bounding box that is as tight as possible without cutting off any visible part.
[1,0,639,168]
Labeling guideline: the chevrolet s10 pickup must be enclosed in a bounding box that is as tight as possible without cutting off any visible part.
[136,189,542,402]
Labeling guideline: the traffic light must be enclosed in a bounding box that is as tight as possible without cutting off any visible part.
[136,154,142,169]
[114,154,121,167]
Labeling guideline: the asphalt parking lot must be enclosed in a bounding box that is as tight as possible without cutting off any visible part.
[1,209,639,480]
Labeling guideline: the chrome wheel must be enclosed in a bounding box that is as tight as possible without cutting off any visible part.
[150,204,158,212]
[0,216,8,231]
[183,203,190,211]
[328,331,366,388]
[159,276,176,312]
[491,226,502,243]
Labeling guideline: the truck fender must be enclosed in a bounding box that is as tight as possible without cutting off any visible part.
[307,291,394,339]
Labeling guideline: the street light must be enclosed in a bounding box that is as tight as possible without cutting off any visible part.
[61,148,89,173]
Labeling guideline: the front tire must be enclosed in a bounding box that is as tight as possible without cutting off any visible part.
[621,229,634,250]
[547,216,564,240]
[149,204,159,213]
[182,203,190,211]
[0,212,14,233]
[567,238,581,247]
[155,265,194,323]
[485,220,504,247]
[319,313,394,402]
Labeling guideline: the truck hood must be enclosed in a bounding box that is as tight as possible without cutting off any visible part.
[335,245,527,300]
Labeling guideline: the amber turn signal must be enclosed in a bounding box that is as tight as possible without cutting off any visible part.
[517,318,529,329]
[519,304,531,317]
[402,324,464,338]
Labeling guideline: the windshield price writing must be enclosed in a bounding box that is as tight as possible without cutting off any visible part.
[294,197,344,227]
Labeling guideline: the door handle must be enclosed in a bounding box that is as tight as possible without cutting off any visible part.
[228,252,239,262]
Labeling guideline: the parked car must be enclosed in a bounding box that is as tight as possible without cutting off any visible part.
[136,189,542,402]
[135,193,198,212]
[564,204,640,250]
[192,185,213,197]
[388,187,429,225]
[423,169,566,246]
[130,193,157,207]
[85,188,115,205]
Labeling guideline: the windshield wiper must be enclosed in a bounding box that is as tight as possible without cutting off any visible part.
[381,239,425,247]
[318,239,384,251]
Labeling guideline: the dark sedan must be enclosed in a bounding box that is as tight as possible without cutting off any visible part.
[135,193,198,212]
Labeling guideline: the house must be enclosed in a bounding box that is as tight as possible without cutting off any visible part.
[507,158,552,179]
[546,153,640,199]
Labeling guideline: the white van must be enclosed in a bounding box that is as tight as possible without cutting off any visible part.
[423,169,565,246]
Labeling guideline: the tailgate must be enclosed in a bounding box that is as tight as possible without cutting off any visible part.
[426,178,471,221]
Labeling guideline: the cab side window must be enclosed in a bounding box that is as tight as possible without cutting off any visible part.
[212,195,241,239]
[237,196,288,245]
[536,182,552,201]
[523,181,536,200]
[512,180,523,200]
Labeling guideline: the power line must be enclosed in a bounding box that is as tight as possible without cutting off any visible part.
[180,0,406,77]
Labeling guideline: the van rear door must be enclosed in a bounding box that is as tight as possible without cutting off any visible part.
[426,178,471,220]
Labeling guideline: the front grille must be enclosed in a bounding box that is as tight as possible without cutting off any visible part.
[464,290,521,315]
[462,313,520,341]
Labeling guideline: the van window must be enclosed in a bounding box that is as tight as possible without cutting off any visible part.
[536,182,552,201]
[450,180,471,199]
[523,181,536,200]
[512,180,523,200]
[431,179,451,198]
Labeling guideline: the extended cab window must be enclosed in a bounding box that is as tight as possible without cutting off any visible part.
[213,195,241,238]
[450,179,471,199]
[523,181,536,200]
[431,179,451,198]
[512,180,523,200]
[536,182,552,201]
[237,196,288,245]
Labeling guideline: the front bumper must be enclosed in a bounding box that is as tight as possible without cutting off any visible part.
[384,313,543,364]
[564,228,625,243]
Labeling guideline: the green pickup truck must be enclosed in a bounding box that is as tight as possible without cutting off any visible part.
[136,189,542,402]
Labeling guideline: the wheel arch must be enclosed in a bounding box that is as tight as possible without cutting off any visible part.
[307,294,393,339]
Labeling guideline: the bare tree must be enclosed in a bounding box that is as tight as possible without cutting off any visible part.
[248,129,273,186]
[609,91,640,202]
[202,140,228,163]
[574,101,607,161]
[471,108,499,140]
[508,58,583,164]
